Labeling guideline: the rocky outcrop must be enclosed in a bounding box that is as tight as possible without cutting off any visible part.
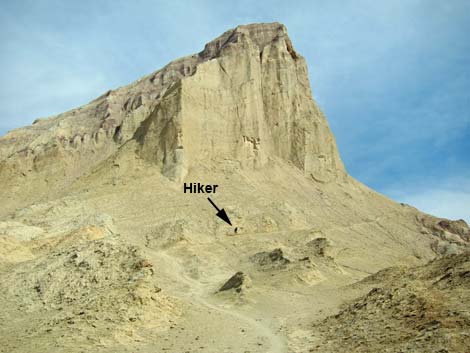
[309,252,470,353]
[0,237,180,351]
[0,23,345,198]
[418,214,470,255]
[137,23,344,182]
[305,237,333,258]
[249,248,290,270]
[218,271,249,293]
[419,214,470,241]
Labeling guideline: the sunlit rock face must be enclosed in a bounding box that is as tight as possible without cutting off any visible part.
[0,23,344,187]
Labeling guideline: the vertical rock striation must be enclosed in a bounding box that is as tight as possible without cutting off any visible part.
[136,23,345,182]
[0,23,345,197]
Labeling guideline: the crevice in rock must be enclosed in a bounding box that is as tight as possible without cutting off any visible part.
[113,125,122,143]
[286,39,298,60]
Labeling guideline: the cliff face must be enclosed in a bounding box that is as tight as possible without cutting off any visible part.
[136,23,344,182]
[0,23,344,194]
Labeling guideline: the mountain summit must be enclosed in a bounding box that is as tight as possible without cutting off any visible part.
[0,23,468,353]
[0,23,343,204]
[135,23,345,183]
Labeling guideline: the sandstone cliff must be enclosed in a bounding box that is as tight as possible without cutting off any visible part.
[0,23,344,209]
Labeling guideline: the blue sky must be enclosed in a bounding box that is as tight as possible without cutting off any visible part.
[1,0,469,220]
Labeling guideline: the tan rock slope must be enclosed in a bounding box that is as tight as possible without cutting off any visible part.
[310,252,470,352]
[0,23,468,353]
[0,23,343,210]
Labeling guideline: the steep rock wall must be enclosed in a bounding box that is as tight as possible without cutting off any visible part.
[0,23,345,198]
[136,23,345,182]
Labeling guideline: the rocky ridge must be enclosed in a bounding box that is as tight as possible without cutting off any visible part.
[0,23,344,212]
[309,252,470,353]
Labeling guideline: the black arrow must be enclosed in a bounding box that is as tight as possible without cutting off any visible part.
[207,197,232,226]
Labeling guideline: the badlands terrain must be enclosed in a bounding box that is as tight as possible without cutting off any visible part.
[0,23,468,353]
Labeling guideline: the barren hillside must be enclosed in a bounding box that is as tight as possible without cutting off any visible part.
[0,23,468,353]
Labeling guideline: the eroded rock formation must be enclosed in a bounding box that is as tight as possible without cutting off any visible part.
[0,23,344,199]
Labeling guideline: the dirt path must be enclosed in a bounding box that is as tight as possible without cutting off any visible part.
[156,251,287,353]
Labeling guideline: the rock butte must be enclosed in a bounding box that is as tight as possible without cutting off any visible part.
[0,23,343,206]
[0,23,468,353]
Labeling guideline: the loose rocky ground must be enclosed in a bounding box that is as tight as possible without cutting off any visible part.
[0,228,180,353]
[308,252,470,353]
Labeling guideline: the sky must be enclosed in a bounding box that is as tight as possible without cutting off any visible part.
[0,0,469,220]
